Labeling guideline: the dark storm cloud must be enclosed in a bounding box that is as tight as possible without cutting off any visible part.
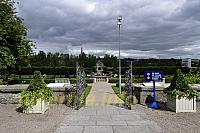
[16,0,200,58]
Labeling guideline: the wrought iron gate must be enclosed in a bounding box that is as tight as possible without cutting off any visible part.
[76,62,86,109]
[65,63,86,110]
[125,69,133,108]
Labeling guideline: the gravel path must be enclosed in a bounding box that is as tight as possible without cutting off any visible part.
[132,102,200,133]
[0,104,72,133]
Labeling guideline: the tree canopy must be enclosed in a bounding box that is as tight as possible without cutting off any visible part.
[0,0,33,72]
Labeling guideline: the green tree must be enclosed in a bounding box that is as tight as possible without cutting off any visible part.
[0,0,33,79]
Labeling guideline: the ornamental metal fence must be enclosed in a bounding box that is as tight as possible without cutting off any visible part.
[65,63,86,110]
[124,67,134,109]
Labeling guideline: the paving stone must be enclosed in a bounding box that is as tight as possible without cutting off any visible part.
[54,83,162,133]
[97,110,120,115]
[60,120,96,126]
[84,126,113,133]
[55,126,84,133]
[90,115,112,121]
[97,120,127,126]
[64,115,90,120]
[113,125,159,133]
[126,120,162,132]
[111,114,142,121]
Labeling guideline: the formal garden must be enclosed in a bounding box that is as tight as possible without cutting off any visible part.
[1,0,200,133]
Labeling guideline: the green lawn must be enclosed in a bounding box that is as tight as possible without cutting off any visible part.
[85,85,92,97]
[112,85,127,102]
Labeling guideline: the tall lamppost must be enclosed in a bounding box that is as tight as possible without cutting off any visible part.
[117,16,122,94]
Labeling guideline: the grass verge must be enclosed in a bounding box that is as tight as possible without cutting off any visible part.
[112,85,127,102]
[85,85,92,97]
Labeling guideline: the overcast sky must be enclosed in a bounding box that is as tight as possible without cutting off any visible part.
[16,0,200,58]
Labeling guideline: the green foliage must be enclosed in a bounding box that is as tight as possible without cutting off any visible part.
[165,76,173,83]
[66,85,91,107]
[19,71,53,111]
[164,69,198,99]
[85,85,92,97]
[17,67,76,76]
[0,0,33,74]
[69,78,94,84]
[108,78,125,83]
[185,73,200,84]
[66,93,77,107]
[7,78,55,85]
[0,47,15,70]
[0,79,3,85]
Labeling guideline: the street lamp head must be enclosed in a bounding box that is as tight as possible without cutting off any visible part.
[117,21,122,26]
[118,16,122,21]
[117,16,122,26]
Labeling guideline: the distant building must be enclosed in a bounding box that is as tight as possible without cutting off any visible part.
[96,60,104,76]
[92,60,108,82]
[181,58,191,68]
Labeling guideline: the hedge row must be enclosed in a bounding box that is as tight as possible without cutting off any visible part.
[7,78,94,85]
[69,78,94,84]
[120,66,189,75]
[108,76,173,83]
[16,67,76,76]
[15,66,190,76]
[8,79,55,85]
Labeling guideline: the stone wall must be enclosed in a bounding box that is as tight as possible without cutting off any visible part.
[0,84,71,104]
[0,93,20,104]
[134,87,167,105]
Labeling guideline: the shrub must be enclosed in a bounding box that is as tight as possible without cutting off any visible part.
[185,73,200,84]
[108,78,125,83]
[19,71,53,111]
[133,77,144,83]
[69,78,94,84]
[17,67,76,76]
[164,69,198,99]
[8,78,55,84]
[0,79,3,85]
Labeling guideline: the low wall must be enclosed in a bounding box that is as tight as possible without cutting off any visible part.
[134,86,167,105]
[134,85,200,105]
[0,84,72,104]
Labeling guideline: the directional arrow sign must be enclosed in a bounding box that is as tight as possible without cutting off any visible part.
[144,70,164,82]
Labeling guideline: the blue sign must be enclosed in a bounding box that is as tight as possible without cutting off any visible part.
[144,70,163,109]
[144,70,164,82]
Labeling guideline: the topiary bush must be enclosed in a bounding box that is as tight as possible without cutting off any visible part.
[164,69,198,99]
[19,71,53,111]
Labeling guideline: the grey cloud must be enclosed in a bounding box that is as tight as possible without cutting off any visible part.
[16,0,200,58]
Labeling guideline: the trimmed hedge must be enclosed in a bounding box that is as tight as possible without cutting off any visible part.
[120,66,190,75]
[7,78,94,85]
[15,66,190,76]
[70,78,94,84]
[108,78,125,83]
[16,67,76,76]
[109,76,173,83]
[8,78,55,85]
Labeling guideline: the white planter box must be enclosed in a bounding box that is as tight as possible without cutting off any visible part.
[167,96,196,113]
[24,98,49,114]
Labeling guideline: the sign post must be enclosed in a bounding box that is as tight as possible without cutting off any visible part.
[144,70,164,109]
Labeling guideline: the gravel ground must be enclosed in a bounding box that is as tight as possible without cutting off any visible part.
[0,104,72,133]
[132,102,200,133]
[1,102,200,133]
